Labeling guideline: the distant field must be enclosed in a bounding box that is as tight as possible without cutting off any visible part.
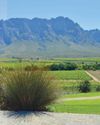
[49,70,92,80]
[0,62,33,69]
[49,99,100,114]
[0,60,60,69]
[0,58,18,62]
[54,57,100,62]
[0,57,100,68]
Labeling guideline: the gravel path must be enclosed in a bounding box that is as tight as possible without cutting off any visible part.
[0,111,100,125]
[60,96,100,101]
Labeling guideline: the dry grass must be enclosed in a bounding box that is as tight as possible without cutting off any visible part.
[0,70,60,111]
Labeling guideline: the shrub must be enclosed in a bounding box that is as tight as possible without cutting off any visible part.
[94,64,100,70]
[58,63,65,70]
[1,70,59,111]
[96,85,100,92]
[78,80,91,93]
[64,63,77,70]
[82,63,100,70]
[49,64,60,70]
[49,63,77,71]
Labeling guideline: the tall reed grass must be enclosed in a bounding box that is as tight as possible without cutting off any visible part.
[0,70,59,111]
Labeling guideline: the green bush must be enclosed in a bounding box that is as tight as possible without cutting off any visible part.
[94,64,100,70]
[0,70,59,111]
[49,63,77,71]
[78,80,91,93]
[96,85,100,92]
[49,63,58,71]
[49,62,100,71]
[82,63,100,70]
[64,63,77,70]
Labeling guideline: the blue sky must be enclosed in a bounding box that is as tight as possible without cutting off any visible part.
[0,0,100,29]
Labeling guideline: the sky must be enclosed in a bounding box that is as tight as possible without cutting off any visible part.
[0,0,100,30]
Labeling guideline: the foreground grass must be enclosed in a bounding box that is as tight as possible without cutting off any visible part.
[0,70,59,111]
[49,99,100,114]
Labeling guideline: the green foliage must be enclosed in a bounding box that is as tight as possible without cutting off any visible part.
[49,63,77,71]
[96,85,100,92]
[61,81,100,94]
[82,63,100,70]
[49,62,100,71]
[94,63,100,70]
[0,70,59,111]
[49,64,64,70]
[64,63,77,70]
[78,80,91,93]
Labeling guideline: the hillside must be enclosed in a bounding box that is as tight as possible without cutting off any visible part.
[0,16,100,58]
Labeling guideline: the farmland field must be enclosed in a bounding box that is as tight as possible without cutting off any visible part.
[0,57,100,114]
[60,81,100,93]
[49,70,92,80]
[54,57,100,63]
[0,57,100,69]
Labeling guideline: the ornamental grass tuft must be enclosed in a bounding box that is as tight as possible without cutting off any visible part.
[0,70,59,111]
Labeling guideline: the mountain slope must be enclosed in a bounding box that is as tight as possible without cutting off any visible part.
[0,16,100,58]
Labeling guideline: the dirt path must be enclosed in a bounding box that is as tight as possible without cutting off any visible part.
[0,111,100,125]
[60,96,100,102]
[85,71,100,82]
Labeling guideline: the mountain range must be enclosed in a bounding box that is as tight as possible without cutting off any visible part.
[0,16,100,58]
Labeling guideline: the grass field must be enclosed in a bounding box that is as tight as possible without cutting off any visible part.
[0,57,100,114]
[54,57,100,63]
[49,99,100,114]
[49,70,92,80]
[0,62,29,69]
[61,92,100,98]
[60,81,100,92]
[0,57,100,69]
[0,60,57,69]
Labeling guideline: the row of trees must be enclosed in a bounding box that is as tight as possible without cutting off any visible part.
[49,63,100,70]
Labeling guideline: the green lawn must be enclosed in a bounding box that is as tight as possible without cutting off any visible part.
[61,92,100,98]
[49,99,100,114]
[59,80,100,93]
[49,70,92,80]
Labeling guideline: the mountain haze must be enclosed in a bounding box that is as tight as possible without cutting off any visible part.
[0,16,100,58]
